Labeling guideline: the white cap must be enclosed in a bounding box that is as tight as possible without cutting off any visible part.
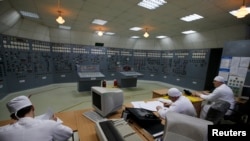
[214,76,225,83]
[168,88,182,97]
[6,95,32,114]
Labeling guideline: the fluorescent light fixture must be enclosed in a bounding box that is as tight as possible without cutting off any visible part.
[182,30,196,34]
[20,10,39,19]
[138,0,167,10]
[131,36,140,39]
[129,27,142,31]
[104,32,115,35]
[156,35,167,39]
[92,19,107,25]
[229,6,250,18]
[180,14,203,22]
[59,25,71,30]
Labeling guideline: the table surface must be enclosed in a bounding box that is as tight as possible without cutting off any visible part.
[75,107,153,141]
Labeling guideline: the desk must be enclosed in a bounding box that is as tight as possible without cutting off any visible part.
[152,89,168,98]
[152,88,203,117]
[118,71,143,88]
[55,111,77,132]
[0,108,154,141]
[75,108,152,141]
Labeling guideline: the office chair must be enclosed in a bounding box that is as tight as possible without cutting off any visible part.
[205,100,230,125]
[224,99,250,124]
[162,111,213,141]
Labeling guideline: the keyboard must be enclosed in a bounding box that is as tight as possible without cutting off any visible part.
[98,120,124,141]
[82,110,106,123]
[96,119,143,141]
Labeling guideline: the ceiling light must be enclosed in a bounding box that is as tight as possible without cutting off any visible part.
[236,5,249,18]
[144,28,149,38]
[230,0,250,18]
[105,32,115,35]
[59,25,71,30]
[138,0,167,10]
[182,30,196,34]
[129,27,142,31]
[131,36,140,39]
[56,0,65,24]
[97,30,103,36]
[156,36,167,39]
[180,14,203,22]
[20,10,39,19]
[56,11,65,24]
[92,19,107,25]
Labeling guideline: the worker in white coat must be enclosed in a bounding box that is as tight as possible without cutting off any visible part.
[156,88,197,119]
[0,95,73,141]
[193,76,235,119]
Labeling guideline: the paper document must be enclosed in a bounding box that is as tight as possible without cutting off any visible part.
[131,101,145,108]
[131,101,163,112]
[35,108,63,123]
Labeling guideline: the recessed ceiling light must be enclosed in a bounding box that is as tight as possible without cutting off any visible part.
[105,32,115,35]
[59,25,71,30]
[131,36,140,38]
[129,27,142,31]
[182,30,196,34]
[138,0,167,10]
[229,7,250,18]
[92,19,107,25]
[20,10,39,19]
[156,36,167,39]
[180,14,203,22]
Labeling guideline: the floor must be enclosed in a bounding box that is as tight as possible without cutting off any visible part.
[0,80,181,121]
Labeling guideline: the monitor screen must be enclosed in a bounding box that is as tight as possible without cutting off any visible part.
[240,85,250,100]
[92,91,102,110]
[91,86,124,117]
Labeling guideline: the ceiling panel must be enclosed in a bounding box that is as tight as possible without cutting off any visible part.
[3,0,249,38]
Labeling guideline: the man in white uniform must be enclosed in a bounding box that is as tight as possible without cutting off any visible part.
[0,95,73,141]
[156,88,197,119]
[194,76,235,119]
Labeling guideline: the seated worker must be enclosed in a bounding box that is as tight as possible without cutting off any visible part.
[193,76,235,119]
[0,95,73,141]
[156,88,197,119]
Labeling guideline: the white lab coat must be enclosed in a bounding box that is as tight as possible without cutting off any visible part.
[0,117,73,141]
[199,84,235,119]
[157,96,197,119]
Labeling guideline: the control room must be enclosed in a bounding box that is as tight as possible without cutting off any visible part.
[0,0,250,141]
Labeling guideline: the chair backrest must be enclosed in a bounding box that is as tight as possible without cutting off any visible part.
[163,111,213,141]
[225,99,250,124]
[205,100,230,124]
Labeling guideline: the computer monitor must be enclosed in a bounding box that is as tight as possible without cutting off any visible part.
[240,85,250,100]
[91,86,124,117]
